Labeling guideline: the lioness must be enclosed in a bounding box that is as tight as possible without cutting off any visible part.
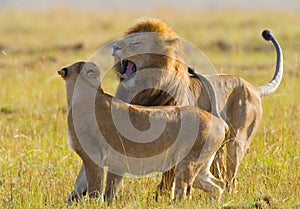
[59,61,228,201]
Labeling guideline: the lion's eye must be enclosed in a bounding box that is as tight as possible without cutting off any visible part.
[132,42,141,47]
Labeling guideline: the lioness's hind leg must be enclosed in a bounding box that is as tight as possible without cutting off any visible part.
[174,159,202,201]
[194,156,224,200]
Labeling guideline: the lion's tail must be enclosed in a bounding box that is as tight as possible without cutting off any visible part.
[257,29,283,98]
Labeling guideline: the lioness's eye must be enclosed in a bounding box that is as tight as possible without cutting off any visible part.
[132,42,141,46]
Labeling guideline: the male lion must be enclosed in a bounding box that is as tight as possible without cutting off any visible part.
[110,18,283,196]
[67,18,283,202]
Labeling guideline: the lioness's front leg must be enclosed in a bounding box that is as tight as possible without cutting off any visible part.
[104,172,124,203]
[67,161,104,203]
[66,164,87,204]
[84,160,104,199]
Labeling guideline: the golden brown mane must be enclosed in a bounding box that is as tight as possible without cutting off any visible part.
[124,17,178,37]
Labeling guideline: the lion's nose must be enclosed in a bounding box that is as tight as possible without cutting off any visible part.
[112,45,122,56]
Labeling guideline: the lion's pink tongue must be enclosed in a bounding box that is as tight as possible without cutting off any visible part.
[125,62,135,76]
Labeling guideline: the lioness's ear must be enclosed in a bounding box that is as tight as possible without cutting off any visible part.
[86,68,100,78]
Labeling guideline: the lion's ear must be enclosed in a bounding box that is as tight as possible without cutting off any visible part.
[164,37,179,46]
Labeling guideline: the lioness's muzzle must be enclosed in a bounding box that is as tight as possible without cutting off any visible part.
[58,68,67,78]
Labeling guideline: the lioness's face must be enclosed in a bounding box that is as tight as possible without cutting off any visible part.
[58,61,101,94]
[58,62,100,81]
[112,32,179,81]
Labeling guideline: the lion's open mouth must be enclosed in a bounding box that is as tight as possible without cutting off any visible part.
[119,60,137,80]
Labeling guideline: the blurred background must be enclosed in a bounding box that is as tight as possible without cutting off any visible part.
[1,0,300,10]
[0,1,299,208]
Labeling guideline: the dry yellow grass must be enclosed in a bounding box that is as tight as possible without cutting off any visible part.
[0,9,299,208]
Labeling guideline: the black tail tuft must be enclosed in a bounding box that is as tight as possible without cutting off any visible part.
[262,29,273,41]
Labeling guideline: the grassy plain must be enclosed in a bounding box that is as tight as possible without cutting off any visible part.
[0,9,299,208]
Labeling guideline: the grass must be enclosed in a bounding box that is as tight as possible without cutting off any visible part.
[0,9,299,208]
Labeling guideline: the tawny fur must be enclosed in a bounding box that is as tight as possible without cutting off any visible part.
[68,18,283,201]
[113,17,283,194]
[59,62,228,202]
